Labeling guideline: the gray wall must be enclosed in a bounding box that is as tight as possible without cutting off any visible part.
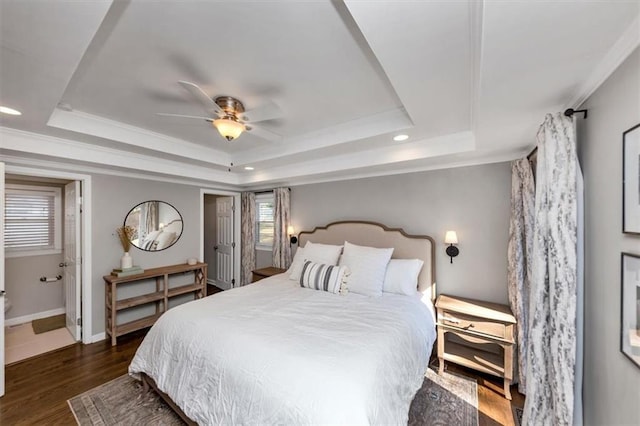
[291,162,512,304]
[5,254,63,319]
[577,47,640,425]
[91,174,203,335]
[203,195,218,282]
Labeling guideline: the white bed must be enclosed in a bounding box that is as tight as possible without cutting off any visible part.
[129,221,437,425]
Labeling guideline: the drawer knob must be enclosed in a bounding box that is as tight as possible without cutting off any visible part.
[463,323,475,330]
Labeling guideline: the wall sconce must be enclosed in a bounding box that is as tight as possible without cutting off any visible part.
[444,231,459,263]
[288,225,298,246]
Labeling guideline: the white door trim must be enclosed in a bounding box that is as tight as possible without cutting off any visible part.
[200,189,241,289]
[5,165,93,344]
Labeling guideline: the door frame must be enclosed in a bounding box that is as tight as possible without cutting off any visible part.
[5,165,93,344]
[199,189,241,289]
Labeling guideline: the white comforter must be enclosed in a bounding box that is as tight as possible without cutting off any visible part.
[129,274,436,425]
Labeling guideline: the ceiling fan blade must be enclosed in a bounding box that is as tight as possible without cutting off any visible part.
[241,101,283,123]
[157,112,213,122]
[245,124,282,141]
[178,80,223,115]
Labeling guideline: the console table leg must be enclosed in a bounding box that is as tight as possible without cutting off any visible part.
[504,379,512,400]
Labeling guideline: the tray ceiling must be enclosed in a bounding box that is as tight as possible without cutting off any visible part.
[1,0,638,187]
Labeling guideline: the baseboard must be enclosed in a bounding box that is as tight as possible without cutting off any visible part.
[5,307,66,327]
[88,332,106,343]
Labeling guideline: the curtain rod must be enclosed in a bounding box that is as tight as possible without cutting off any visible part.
[253,187,291,195]
[527,108,588,161]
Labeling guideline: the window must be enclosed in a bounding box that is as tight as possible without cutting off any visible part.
[4,184,62,257]
[255,193,274,250]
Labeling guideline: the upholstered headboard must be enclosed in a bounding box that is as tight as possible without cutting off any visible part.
[297,221,436,301]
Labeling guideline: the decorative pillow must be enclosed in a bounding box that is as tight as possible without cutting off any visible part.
[155,231,176,250]
[339,241,393,297]
[382,259,425,296]
[299,260,348,294]
[289,242,343,281]
[142,230,162,250]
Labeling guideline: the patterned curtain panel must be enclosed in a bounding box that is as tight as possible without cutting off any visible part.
[147,201,159,233]
[240,192,256,286]
[507,158,535,394]
[272,187,292,269]
[523,113,578,426]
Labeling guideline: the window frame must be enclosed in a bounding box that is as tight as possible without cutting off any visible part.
[255,193,274,252]
[4,183,62,258]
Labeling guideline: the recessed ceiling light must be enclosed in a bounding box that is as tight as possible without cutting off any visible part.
[244,166,254,171]
[0,106,22,116]
[393,134,409,142]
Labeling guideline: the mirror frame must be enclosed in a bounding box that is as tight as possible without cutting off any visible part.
[123,200,184,252]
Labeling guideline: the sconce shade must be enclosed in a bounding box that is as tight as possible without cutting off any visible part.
[288,225,298,245]
[213,118,245,141]
[444,231,458,244]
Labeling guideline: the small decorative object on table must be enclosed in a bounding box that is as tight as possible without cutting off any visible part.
[116,226,135,269]
[111,265,144,278]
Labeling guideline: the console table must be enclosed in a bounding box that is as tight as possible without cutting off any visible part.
[104,262,207,346]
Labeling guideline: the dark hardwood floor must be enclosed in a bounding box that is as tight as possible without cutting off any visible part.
[1,305,523,425]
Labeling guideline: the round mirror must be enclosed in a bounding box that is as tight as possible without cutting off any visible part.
[124,200,183,251]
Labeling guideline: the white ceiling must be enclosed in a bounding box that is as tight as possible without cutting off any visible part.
[1,0,639,188]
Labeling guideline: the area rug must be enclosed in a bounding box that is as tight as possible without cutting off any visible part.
[32,314,66,334]
[69,369,478,425]
[513,406,524,426]
[68,375,183,425]
[409,368,479,426]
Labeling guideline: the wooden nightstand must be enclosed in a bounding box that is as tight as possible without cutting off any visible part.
[435,294,516,400]
[252,267,287,283]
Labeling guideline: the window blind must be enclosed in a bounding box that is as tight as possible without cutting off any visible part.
[256,199,274,246]
[5,188,57,250]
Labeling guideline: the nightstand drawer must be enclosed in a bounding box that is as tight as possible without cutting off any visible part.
[440,310,506,339]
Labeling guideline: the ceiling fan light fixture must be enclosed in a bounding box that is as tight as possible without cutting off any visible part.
[213,117,245,141]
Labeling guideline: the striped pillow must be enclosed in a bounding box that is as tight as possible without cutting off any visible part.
[299,261,349,295]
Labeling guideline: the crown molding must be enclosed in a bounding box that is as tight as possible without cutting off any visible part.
[1,153,241,191]
[469,0,485,132]
[247,148,520,189]
[239,131,475,185]
[234,107,412,166]
[568,15,640,109]
[0,126,239,185]
[48,108,232,166]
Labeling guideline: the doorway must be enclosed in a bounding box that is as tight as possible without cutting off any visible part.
[3,175,80,364]
[200,190,241,294]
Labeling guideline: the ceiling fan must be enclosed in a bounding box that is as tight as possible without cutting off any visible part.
[157,81,282,142]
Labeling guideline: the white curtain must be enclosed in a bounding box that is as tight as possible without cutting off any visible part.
[272,187,292,269]
[523,112,579,425]
[507,158,535,394]
[240,192,256,286]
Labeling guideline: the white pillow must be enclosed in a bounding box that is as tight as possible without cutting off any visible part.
[287,247,306,281]
[339,241,393,297]
[382,259,424,296]
[299,260,348,295]
[289,242,343,281]
[155,231,176,250]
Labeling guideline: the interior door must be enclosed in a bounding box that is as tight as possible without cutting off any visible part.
[1,161,5,397]
[64,181,81,340]
[216,196,234,289]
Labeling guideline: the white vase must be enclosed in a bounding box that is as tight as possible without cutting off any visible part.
[121,252,133,269]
